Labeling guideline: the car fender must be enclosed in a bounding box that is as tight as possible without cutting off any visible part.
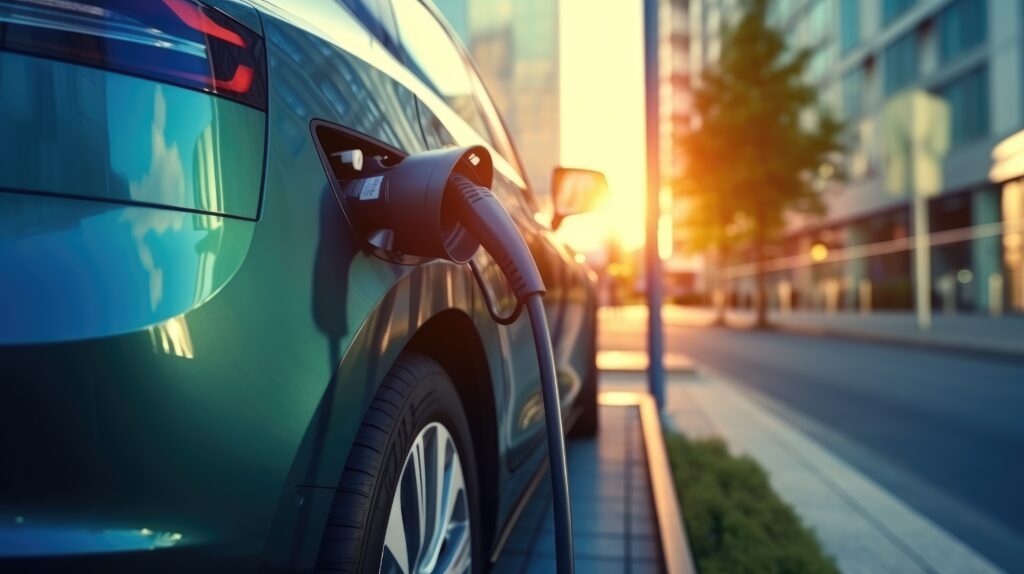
[258,258,509,570]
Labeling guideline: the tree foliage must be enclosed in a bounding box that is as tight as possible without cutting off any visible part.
[675,0,845,323]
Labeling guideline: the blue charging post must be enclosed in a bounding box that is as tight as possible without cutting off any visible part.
[644,0,666,409]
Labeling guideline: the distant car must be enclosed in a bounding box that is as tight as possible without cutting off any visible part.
[0,0,601,572]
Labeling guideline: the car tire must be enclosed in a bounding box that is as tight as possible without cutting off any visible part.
[315,352,482,574]
[570,310,600,438]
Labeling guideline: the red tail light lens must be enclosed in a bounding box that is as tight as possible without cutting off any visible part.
[161,0,245,47]
[0,0,267,110]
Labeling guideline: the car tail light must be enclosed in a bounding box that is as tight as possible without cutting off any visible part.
[0,0,266,110]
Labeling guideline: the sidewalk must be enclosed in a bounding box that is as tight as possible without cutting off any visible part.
[491,397,688,573]
[601,370,1004,574]
[617,305,1024,359]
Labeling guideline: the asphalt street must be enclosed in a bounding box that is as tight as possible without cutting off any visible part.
[600,309,1024,573]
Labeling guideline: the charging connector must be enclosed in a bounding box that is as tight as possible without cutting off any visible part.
[448,175,544,300]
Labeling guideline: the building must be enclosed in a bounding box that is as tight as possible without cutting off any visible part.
[662,0,712,300]
[690,0,1024,315]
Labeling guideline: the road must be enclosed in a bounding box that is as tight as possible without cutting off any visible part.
[600,307,1024,573]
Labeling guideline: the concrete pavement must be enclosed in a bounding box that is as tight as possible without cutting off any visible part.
[599,306,1024,572]
[604,371,1003,574]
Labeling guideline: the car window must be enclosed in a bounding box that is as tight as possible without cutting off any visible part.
[465,64,528,181]
[390,0,496,148]
[338,0,401,57]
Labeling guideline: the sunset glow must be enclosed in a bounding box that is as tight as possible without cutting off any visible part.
[558,0,647,254]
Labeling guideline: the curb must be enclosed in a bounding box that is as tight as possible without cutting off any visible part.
[596,350,699,374]
[768,323,1024,364]
[658,310,1024,363]
[599,391,697,574]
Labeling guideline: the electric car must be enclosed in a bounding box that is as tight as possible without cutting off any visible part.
[0,0,604,572]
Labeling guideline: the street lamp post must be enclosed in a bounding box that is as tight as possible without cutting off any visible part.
[913,193,932,331]
[644,0,666,409]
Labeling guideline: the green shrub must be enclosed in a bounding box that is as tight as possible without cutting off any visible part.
[665,434,838,574]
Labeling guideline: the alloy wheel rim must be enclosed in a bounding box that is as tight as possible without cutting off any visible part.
[380,421,471,574]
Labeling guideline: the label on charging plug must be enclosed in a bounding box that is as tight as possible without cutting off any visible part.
[357,176,384,201]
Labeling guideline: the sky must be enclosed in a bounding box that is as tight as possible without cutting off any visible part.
[558,0,648,255]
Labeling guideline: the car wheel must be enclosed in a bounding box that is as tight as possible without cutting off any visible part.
[315,353,481,574]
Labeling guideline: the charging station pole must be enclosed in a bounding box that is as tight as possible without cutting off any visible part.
[644,0,666,409]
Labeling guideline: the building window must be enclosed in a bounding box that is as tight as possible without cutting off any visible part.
[768,0,782,27]
[936,66,989,146]
[840,0,860,54]
[883,0,916,25]
[805,0,829,45]
[884,32,917,96]
[842,66,865,118]
[807,47,830,84]
[938,0,987,63]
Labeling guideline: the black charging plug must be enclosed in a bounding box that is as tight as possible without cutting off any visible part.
[447,174,545,301]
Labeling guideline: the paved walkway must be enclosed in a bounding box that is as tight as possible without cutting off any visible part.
[602,371,1004,574]
[603,305,1024,358]
[492,403,663,574]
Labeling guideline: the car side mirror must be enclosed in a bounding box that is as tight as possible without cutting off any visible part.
[551,167,609,230]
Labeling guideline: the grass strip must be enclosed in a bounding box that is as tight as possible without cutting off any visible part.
[665,434,839,574]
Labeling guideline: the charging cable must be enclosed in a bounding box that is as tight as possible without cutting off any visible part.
[468,259,522,326]
[449,175,575,574]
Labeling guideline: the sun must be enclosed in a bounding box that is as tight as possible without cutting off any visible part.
[554,199,647,254]
[556,0,647,255]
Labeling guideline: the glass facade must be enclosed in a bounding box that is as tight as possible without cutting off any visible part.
[807,47,830,84]
[842,66,864,118]
[937,66,989,146]
[839,0,859,54]
[884,31,917,96]
[804,0,829,44]
[730,0,1024,314]
[883,0,917,25]
[937,0,987,64]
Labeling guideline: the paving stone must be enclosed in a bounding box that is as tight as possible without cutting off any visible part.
[492,403,666,571]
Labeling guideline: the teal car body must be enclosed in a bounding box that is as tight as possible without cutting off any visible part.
[0,0,597,571]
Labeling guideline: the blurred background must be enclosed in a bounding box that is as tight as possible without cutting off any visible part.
[435,0,1024,572]
[437,0,1024,321]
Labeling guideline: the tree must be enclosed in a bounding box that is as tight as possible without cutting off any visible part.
[675,0,844,328]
